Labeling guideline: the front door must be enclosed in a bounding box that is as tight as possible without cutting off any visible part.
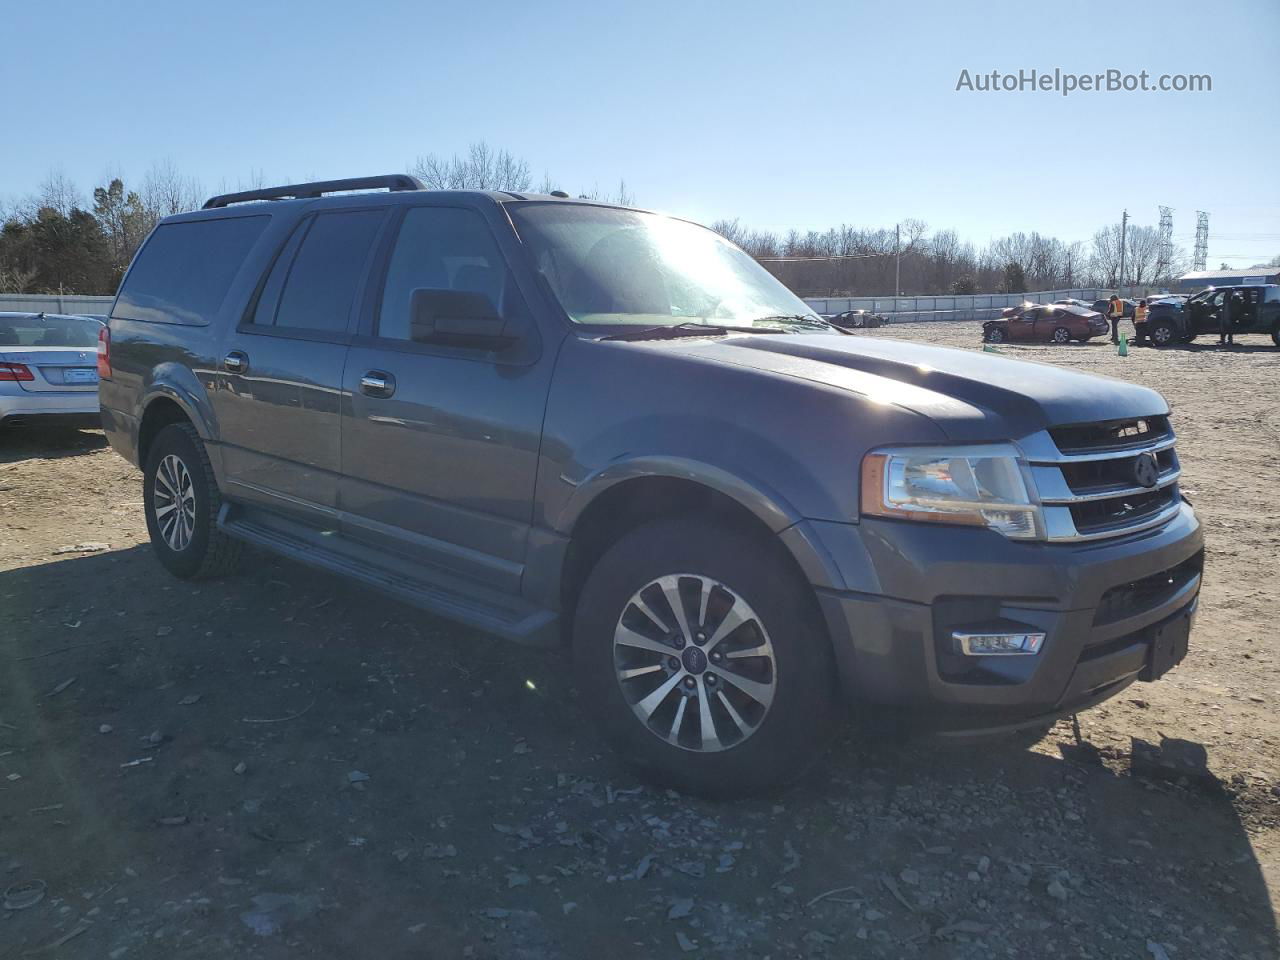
[215,208,388,522]
[339,203,560,594]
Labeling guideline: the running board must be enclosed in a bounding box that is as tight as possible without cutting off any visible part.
[217,507,559,647]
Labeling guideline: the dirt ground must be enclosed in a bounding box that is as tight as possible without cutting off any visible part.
[1,322,1277,959]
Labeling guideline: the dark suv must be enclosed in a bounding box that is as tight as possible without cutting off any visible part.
[99,175,1204,796]
[1145,284,1280,346]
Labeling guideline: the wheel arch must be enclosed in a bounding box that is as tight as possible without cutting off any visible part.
[554,466,838,636]
[137,384,207,468]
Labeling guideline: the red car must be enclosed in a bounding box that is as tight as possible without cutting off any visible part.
[983,303,1110,344]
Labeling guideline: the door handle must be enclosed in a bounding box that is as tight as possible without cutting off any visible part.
[223,351,248,373]
[360,370,395,398]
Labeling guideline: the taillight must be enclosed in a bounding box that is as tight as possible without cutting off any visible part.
[0,362,35,382]
[97,324,111,379]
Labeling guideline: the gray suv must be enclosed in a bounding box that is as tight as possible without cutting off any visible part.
[99,175,1204,796]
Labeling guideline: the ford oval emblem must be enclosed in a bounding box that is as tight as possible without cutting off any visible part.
[1133,453,1160,488]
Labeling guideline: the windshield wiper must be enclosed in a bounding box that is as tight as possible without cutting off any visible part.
[751,314,837,331]
[601,322,745,342]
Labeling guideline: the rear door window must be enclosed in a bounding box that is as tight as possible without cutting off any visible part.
[112,216,269,325]
[252,210,385,334]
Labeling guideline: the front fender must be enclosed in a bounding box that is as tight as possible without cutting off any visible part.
[557,454,800,535]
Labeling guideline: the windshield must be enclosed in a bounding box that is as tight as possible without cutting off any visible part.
[0,314,101,347]
[509,203,823,328]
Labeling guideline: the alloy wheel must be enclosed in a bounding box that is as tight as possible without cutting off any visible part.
[153,454,196,551]
[612,574,776,753]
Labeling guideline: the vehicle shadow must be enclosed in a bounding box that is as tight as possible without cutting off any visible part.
[1161,342,1279,354]
[0,427,107,464]
[1,546,1275,959]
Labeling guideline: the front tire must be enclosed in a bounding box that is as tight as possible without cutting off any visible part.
[984,327,1005,343]
[143,422,242,579]
[1052,326,1071,344]
[1149,320,1177,348]
[572,518,840,798]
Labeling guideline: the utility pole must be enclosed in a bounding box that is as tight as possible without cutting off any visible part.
[894,223,901,296]
[1117,210,1128,295]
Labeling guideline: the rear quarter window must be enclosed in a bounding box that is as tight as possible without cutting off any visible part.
[112,215,270,325]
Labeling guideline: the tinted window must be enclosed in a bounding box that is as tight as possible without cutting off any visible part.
[250,221,309,327]
[112,216,269,325]
[378,207,509,341]
[266,210,385,333]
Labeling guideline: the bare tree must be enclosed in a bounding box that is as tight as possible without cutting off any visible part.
[411,142,532,192]
[35,168,85,216]
[140,160,204,224]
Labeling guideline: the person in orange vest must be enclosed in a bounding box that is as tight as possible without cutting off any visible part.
[1107,295,1125,343]
[1133,299,1149,345]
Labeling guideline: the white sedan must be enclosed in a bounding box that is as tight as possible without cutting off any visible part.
[0,313,104,431]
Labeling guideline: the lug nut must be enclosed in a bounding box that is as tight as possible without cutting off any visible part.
[705,673,717,686]
[673,635,686,649]
[695,632,707,643]
[668,657,680,670]
[683,676,696,690]
[710,651,722,662]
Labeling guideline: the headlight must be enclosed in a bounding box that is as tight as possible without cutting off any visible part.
[860,445,1042,540]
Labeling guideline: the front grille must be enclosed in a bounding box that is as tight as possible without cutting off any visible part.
[1092,551,1203,626]
[1050,415,1171,455]
[1024,417,1184,542]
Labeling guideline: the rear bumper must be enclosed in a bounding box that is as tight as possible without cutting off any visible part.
[802,503,1203,732]
[99,403,140,466]
[0,391,101,428]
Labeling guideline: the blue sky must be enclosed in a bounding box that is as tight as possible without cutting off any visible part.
[3,0,1277,265]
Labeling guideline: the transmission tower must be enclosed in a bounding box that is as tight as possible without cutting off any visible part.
[1156,206,1173,282]
[1192,211,1209,271]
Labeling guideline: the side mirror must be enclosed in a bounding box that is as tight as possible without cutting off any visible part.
[410,288,513,346]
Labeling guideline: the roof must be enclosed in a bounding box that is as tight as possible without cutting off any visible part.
[1178,268,1280,281]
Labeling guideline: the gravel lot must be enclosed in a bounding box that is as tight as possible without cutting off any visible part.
[1,322,1277,959]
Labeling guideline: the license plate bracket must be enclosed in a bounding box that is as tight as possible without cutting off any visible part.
[1140,612,1191,682]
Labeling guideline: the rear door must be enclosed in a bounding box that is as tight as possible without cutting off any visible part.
[213,208,388,522]
[339,202,557,593]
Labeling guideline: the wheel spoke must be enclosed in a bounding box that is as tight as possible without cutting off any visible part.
[619,664,663,680]
[631,594,669,633]
[657,575,693,643]
[724,643,771,660]
[615,625,675,657]
[715,667,775,709]
[696,577,712,629]
[703,603,749,654]
[696,677,720,750]
[153,502,177,519]
[635,672,684,720]
[668,695,688,743]
[717,689,749,737]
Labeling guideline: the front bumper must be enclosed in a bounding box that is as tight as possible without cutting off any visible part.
[803,503,1203,731]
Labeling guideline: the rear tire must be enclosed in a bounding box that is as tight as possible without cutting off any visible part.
[143,422,242,579]
[572,517,841,798]
[1052,327,1071,344]
[1272,324,1280,348]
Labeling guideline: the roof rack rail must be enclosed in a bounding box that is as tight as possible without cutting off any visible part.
[202,174,425,210]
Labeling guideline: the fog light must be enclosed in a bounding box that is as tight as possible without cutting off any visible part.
[952,631,1045,656]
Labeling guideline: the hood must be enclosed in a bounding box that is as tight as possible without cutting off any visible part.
[659,333,1169,441]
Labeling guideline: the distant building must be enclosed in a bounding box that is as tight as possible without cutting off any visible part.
[1176,267,1280,292]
